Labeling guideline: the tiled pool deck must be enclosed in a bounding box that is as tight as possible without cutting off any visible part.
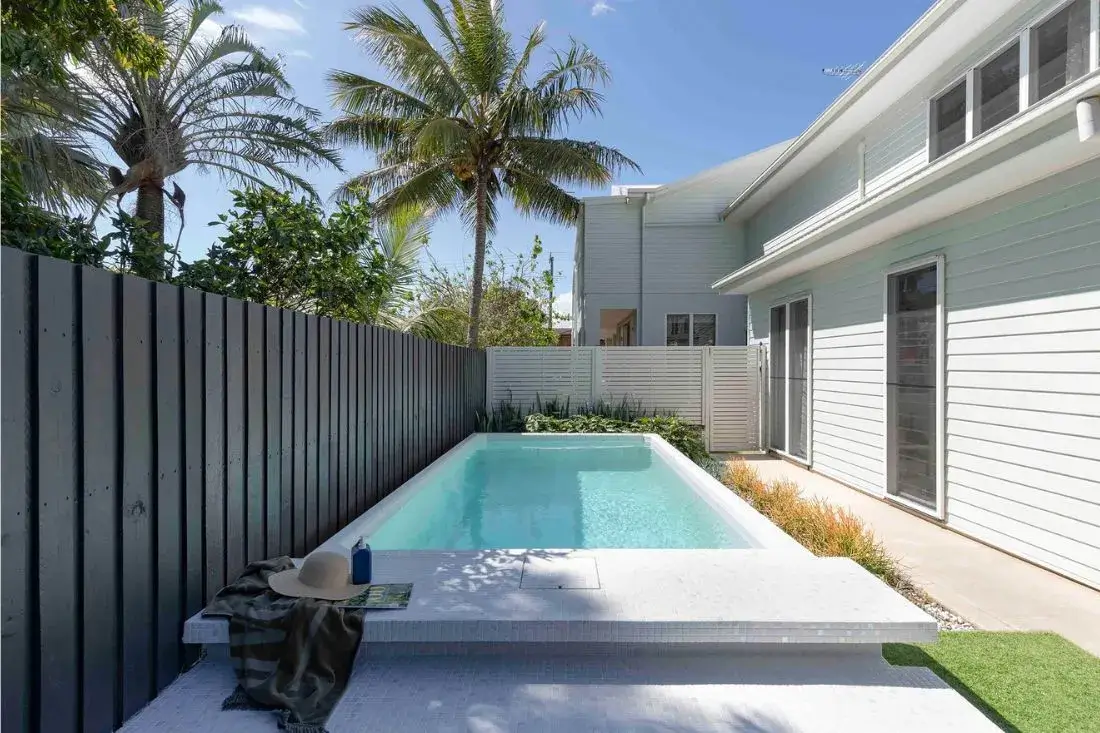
[184,550,939,646]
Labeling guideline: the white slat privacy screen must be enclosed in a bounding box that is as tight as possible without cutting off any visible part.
[486,346,764,451]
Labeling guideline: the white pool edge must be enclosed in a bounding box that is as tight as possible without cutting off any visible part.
[318,432,810,556]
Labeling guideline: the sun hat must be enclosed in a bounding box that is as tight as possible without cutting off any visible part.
[268,551,368,601]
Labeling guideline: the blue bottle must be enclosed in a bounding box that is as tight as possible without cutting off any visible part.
[351,537,372,584]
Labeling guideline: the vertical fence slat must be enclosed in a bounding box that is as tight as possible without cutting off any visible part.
[245,303,265,563]
[153,283,183,693]
[37,258,80,733]
[224,301,245,578]
[292,313,307,556]
[203,295,226,597]
[181,289,204,618]
[317,319,331,541]
[80,265,119,733]
[1,250,31,733]
[120,276,154,720]
[280,313,294,557]
[265,308,282,558]
[305,316,319,550]
[365,327,378,510]
[329,322,340,533]
[339,322,350,526]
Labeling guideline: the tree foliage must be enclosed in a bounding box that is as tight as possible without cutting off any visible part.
[326,0,637,346]
[54,0,339,278]
[175,188,391,320]
[415,236,558,348]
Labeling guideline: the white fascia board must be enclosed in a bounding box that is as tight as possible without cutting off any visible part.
[713,74,1100,294]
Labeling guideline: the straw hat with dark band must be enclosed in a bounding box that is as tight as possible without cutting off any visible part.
[268,551,368,601]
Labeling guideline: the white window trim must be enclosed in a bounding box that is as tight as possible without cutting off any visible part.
[927,0,1099,162]
[972,36,1023,137]
[882,254,945,521]
[767,293,813,466]
[664,313,717,347]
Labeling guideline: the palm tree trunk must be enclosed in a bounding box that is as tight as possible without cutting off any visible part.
[467,169,489,348]
[134,183,165,280]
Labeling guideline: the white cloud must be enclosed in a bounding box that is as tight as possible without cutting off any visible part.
[231,6,306,34]
[194,18,223,42]
[591,1,614,16]
[287,49,313,59]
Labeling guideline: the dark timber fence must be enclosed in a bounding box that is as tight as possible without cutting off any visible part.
[0,248,487,733]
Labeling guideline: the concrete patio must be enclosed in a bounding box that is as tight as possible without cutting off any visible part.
[735,455,1100,656]
[122,645,1000,732]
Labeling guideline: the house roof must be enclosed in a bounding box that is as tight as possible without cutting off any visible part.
[719,0,1035,220]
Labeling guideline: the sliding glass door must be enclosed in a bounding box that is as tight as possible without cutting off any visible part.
[886,258,942,515]
[768,297,810,461]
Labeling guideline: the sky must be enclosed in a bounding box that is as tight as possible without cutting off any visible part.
[157,0,933,318]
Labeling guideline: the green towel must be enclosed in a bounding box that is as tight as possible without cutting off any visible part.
[203,557,365,733]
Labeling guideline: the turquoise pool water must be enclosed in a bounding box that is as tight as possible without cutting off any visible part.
[366,437,751,549]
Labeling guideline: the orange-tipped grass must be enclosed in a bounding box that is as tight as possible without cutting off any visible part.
[722,459,916,594]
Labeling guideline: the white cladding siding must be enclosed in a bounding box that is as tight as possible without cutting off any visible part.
[601,348,704,423]
[749,161,1100,588]
[749,138,861,255]
[742,0,1055,259]
[643,225,737,293]
[583,199,641,294]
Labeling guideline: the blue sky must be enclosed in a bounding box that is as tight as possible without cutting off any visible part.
[167,0,932,314]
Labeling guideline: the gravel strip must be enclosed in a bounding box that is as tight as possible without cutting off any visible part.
[900,588,976,631]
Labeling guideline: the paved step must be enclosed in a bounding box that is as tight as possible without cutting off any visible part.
[184,549,937,646]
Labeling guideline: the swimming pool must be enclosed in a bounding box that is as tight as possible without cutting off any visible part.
[322,434,802,552]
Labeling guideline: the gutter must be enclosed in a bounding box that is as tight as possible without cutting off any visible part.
[712,73,1100,292]
[718,0,965,221]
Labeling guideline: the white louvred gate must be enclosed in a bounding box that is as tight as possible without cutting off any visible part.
[485,346,764,451]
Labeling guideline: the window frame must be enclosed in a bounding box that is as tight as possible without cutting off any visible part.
[926,0,1100,163]
[664,313,718,347]
[928,78,970,161]
[767,293,813,466]
[881,253,946,520]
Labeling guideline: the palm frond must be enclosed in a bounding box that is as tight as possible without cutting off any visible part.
[503,167,580,226]
[505,137,639,186]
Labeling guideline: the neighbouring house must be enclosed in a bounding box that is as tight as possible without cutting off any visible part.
[571,143,791,346]
[579,0,1100,590]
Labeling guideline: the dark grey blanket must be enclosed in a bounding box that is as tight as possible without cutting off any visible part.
[203,557,365,733]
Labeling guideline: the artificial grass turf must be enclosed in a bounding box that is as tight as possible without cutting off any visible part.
[884,631,1100,733]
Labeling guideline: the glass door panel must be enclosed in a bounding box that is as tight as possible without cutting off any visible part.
[887,263,939,511]
[769,305,786,452]
[789,299,810,460]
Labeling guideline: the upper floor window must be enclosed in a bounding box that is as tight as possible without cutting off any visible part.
[931,80,967,160]
[976,42,1020,134]
[666,314,716,346]
[928,0,1098,162]
[1033,0,1091,102]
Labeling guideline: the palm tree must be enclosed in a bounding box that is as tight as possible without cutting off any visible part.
[67,0,339,278]
[359,204,462,340]
[326,0,638,347]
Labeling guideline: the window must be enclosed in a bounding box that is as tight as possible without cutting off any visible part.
[930,80,967,160]
[665,314,716,346]
[692,314,716,346]
[666,314,690,346]
[976,42,1021,134]
[1033,0,1091,102]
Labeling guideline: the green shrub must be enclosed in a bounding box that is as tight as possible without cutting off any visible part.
[523,413,708,463]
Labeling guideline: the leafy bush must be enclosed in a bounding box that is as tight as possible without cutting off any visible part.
[721,459,914,592]
[523,413,708,463]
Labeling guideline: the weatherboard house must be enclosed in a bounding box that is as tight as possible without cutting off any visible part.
[572,0,1100,589]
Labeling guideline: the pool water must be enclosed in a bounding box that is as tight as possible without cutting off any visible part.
[366,437,751,550]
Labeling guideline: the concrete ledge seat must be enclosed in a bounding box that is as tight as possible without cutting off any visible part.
[184,550,937,646]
